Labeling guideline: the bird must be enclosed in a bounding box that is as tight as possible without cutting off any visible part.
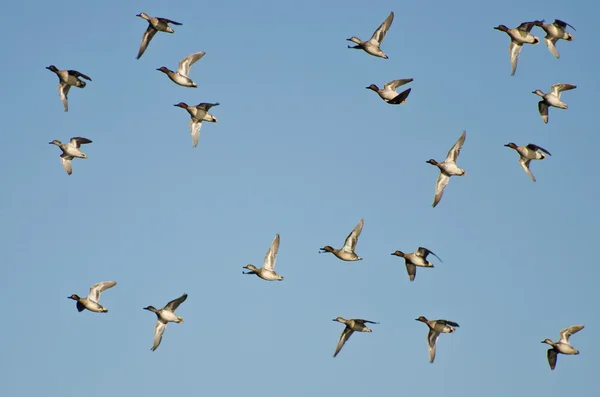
[347,11,394,59]
[504,142,551,182]
[68,281,117,313]
[366,78,413,104]
[533,83,576,124]
[242,234,284,281]
[332,317,378,357]
[173,102,219,147]
[426,130,467,208]
[49,137,93,175]
[493,22,540,75]
[136,12,182,59]
[143,293,188,351]
[319,218,364,261]
[391,247,442,281]
[534,19,575,59]
[157,52,206,87]
[415,316,459,363]
[46,65,91,112]
[542,325,584,370]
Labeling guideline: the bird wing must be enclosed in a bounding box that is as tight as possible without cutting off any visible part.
[526,144,551,156]
[416,247,442,262]
[263,234,280,271]
[355,319,379,325]
[438,319,460,327]
[333,327,354,357]
[68,70,92,81]
[516,21,536,33]
[178,52,205,77]
[387,88,412,105]
[151,320,167,351]
[70,137,93,148]
[519,158,536,182]
[190,119,203,147]
[59,155,73,175]
[551,83,576,97]
[559,324,584,344]
[58,82,70,112]
[405,262,416,281]
[137,26,158,59]
[195,102,220,111]
[547,348,558,370]
[538,101,549,124]
[445,130,467,163]
[554,19,575,31]
[544,37,560,59]
[87,281,117,303]
[384,78,413,92]
[432,172,450,208]
[164,293,188,312]
[369,11,394,45]
[428,329,441,363]
[509,40,523,76]
[342,218,364,253]
[158,17,182,25]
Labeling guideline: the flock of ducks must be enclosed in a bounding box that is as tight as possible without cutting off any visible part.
[55,11,584,369]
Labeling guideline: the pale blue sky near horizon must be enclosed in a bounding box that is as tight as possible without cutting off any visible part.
[1,0,597,396]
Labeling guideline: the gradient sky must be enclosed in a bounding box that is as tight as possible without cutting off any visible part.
[1,0,597,396]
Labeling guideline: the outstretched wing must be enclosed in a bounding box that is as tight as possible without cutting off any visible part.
[164,293,188,312]
[516,21,536,33]
[388,88,412,105]
[87,281,117,303]
[554,19,575,31]
[544,37,560,59]
[551,84,576,97]
[355,319,379,325]
[445,130,467,163]
[70,137,93,148]
[68,70,92,81]
[416,247,442,262]
[519,158,536,182]
[439,319,460,327]
[59,156,73,175]
[58,82,70,112]
[158,17,182,25]
[137,26,158,59]
[559,324,584,344]
[405,262,416,281]
[195,102,220,111]
[342,219,364,253]
[151,321,167,351]
[190,119,203,147]
[538,101,549,124]
[333,327,354,357]
[509,41,523,76]
[369,11,394,45]
[178,52,205,77]
[263,234,280,271]
[547,348,558,370]
[526,144,551,156]
[427,329,441,363]
[384,78,413,92]
[432,173,450,208]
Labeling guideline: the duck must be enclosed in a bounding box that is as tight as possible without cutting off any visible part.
[504,142,551,182]
[319,219,364,261]
[347,11,394,59]
[427,130,466,208]
[243,234,284,281]
[157,52,206,87]
[534,19,575,59]
[49,137,93,175]
[533,83,576,124]
[542,324,584,370]
[136,12,182,59]
[143,293,188,351]
[493,22,540,76]
[391,247,442,281]
[68,281,117,313]
[415,316,459,363]
[173,102,219,147]
[366,78,412,104]
[46,65,91,112]
[332,317,378,357]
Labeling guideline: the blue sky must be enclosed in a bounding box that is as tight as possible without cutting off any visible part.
[1,0,596,395]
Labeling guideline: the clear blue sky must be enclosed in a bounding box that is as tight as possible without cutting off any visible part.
[1,0,596,395]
